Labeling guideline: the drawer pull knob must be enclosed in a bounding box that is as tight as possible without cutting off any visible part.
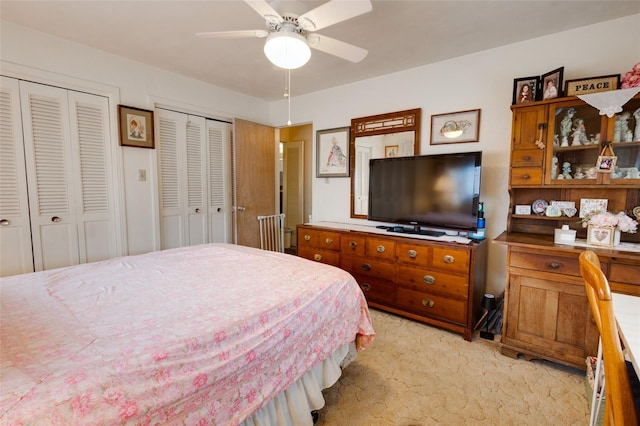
[314,254,322,261]
[361,283,371,292]
[304,235,311,241]
[523,155,531,161]
[423,275,435,285]
[350,241,358,249]
[408,249,417,258]
[549,262,562,269]
[422,298,435,308]
[522,174,530,180]
[325,238,333,245]
[361,263,371,271]
[443,255,455,264]
[376,245,385,253]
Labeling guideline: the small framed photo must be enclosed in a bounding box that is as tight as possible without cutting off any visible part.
[564,74,620,96]
[118,105,154,148]
[513,76,539,105]
[586,225,615,247]
[596,155,617,173]
[430,109,481,145]
[540,67,564,101]
[385,145,399,158]
[316,126,350,178]
[579,198,608,218]
[515,205,532,215]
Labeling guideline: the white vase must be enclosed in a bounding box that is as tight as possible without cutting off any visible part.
[614,229,621,246]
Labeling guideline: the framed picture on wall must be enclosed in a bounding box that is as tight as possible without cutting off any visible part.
[316,126,350,177]
[118,105,155,148]
[512,76,539,105]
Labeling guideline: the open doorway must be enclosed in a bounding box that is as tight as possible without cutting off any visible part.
[279,124,312,254]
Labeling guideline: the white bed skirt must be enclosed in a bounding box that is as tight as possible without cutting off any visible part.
[241,342,356,426]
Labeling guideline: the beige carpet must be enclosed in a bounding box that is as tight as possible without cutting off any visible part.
[317,309,590,425]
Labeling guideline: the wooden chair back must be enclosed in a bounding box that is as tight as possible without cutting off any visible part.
[257,214,285,253]
[579,250,638,426]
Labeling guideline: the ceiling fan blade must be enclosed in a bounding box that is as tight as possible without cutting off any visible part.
[298,0,372,31]
[196,30,269,39]
[244,0,283,24]
[307,33,368,63]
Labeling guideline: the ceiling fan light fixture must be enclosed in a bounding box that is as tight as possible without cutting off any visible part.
[264,32,311,69]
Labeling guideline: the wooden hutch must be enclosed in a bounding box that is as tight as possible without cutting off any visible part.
[494,92,640,370]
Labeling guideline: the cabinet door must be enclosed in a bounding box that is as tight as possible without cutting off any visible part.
[510,105,547,185]
[0,77,34,276]
[504,271,598,367]
[603,96,640,184]
[207,119,232,243]
[20,81,80,271]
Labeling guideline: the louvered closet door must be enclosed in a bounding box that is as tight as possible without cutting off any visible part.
[67,91,117,263]
[156,109,207,249]
[0,77,34,276]
[20,81,80,271]
[207,119,232,243]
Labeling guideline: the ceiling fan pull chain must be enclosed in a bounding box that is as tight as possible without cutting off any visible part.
[287,68,292,125]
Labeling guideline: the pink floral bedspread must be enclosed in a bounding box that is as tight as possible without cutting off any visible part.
[0,244,375,425]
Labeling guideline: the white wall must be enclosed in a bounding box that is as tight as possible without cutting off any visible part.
[269,14,640,295]
[1,21,271,255]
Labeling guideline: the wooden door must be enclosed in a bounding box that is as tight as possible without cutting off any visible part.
[234,118,276,248]
[0,77,34,276]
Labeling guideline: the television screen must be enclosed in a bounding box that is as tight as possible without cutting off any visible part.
[368,151,482,232]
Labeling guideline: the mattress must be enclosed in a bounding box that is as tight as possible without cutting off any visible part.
[0,243,375,425]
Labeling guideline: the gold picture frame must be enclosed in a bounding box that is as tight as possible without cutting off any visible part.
[384,145,399,157]
[118,105,155,148]
[564,74,620,97]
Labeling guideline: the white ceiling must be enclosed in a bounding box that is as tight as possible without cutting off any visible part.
[2,1,638,101]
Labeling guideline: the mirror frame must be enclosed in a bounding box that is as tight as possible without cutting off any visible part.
[350,108,421,219]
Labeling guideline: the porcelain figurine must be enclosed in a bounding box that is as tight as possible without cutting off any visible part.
[634,108,640,141]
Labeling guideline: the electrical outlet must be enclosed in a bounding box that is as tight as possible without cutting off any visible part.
[138,169,146,182]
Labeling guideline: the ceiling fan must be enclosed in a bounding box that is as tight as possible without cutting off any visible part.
[197,0,372,69]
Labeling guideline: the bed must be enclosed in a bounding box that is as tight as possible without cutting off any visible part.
[0,243,375,425]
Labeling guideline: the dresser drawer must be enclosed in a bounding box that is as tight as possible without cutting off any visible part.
[510,167,543,185]
[352,274,395,305]
[341,255,395,280]
[511,149,544,167]
[609,262,640,294]
[297,246,340,267]
[341,234,366,257]
[396,242,430,267]
[397,265,468,298]
[365,237,397,262]
[510,251,580,277]
[432,247,470,275]
[298,229,341,251]
[395,287,466,324]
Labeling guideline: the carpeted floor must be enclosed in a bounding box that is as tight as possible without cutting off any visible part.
[317,308,590,425]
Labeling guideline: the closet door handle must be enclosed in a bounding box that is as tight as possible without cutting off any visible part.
[51,216,61,223]
[0,219,9,226]
[195,208,200,213]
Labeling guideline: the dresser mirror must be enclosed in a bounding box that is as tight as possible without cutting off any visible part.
[350,108,421,218]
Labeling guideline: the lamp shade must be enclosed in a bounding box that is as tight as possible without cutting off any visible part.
[264,32,311,69]
[481,293,497,311]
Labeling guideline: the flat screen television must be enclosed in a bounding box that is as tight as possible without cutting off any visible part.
[368,151,482,233]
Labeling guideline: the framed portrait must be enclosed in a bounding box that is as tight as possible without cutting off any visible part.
[316,126,350,177]
[596,155,617,173]
[512,76,539,105]
[586,225,616,247]
[385,145,399,157]
[430,109,481,145]
[118,105,155,148]
[540,67,564,101]
[564,74,620,96]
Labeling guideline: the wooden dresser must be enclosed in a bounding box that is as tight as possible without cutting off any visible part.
[297,223,487,341]
[496,93,640,370]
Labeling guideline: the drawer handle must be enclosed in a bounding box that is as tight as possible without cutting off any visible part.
[422,298,435,308]
[361,283,371,292]
[376,245,385,253]
[549,262,562,269]
[408,249,417,258]
[361,263,371,271]
[304,235,311,241]
[523,155,531,161]
[443,255,455,264]
[314,254,322,261]
[522,174,530,180]
[350,241,358,249]
[423,275,435,285]
[325,238,333,245]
